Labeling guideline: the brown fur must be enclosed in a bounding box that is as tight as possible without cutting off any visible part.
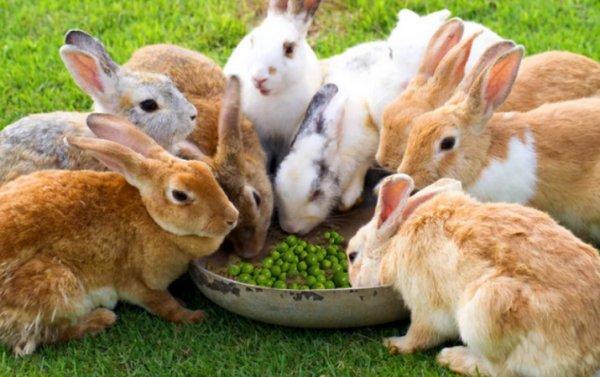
[383,191,600,376]
[0,115,238,355]
[399,45,600,242]
[125,45,273,258]
[379,42,600,172]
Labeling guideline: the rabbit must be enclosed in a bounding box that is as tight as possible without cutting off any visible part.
[274,17,502,235]
[125,45,273,259]
[347,174,600,377]
[224,0,324,168]
[0,113,238,356]
[398,45,600,242]
[377,33,600,172]
[0,30,198,183]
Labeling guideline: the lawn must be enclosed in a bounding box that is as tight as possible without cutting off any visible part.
[0,0,599,375]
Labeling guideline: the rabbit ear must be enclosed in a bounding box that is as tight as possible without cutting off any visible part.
[418,18,464,78]
[467,46,524,120]
[375,175,462,239]
[375,174,414,239]
[60,30,119,104]
[268,0,289,14]
[429,30,482,95]
[85,113,168,161]
[291,83,339,145]
[289,0,322,21]
[214,76,245,192]
[66,135,147,188]
[458,40,516,95]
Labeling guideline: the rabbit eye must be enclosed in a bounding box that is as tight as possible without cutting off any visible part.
[170,190,191,204]
[348,252,358,263]
[140,99,159,113]
[440,136,456,151]
[283,42,296,58]
[252,191,262,207]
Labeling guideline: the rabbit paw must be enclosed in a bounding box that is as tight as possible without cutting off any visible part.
[437,346,490,376]
[173,309,206,324]
[383,336,418,355]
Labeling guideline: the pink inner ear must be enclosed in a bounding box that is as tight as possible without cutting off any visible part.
[484,52,521,110]
[69,53,103,93]
[378,179,411,228]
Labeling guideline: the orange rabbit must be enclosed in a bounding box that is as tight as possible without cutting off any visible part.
[0,114,238,356]
[398,45,600,242]
[348,174,600,376]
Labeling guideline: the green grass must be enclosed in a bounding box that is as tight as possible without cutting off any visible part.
[0,0,598,375]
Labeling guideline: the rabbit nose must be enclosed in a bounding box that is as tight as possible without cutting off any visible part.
[253,77,268,86]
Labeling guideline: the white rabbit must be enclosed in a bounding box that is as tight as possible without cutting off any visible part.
[224,0,323,168]
[275,15,503,235]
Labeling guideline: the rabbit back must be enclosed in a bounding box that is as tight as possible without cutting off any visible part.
[0,112,103,183]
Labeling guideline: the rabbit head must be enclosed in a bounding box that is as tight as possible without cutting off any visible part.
[399,46,524,190]
[67,113,239,242]
[177,77,274,258]
[275,83,347,235]
[378,19,490,171]
[60,30,198,151]
[348,174,462,288]
[243,0,323,96]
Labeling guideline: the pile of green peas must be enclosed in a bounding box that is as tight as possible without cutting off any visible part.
[227,231,351,290]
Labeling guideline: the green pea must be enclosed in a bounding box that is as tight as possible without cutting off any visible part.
[298,261,308,271]
[299,251,308,260]
[284,251,295,263]
[271,265,282,277]
[275,259,284,266]
[257,275,269,285]
[228,264,241,276]
[273,280,287,289]
[286,235,298,246]
[316,275,327,284]
[263,257,274,268]
[261,269,272,279]
[300,271,308,278]
[306,276,317,286]
[271,251,281,260]
[332,263,344,274]
[321,259,332,269]
[305,254,319,266]
[247,279,257,286]
[337,252,346,261]
[279,272,287,281]
[277,243,289,253]
[300,285,310,290]
[281,262,290,272]
[328,255,339,264]
[241,263,254,274]
[238,273,251,283]
[324,231,331,239]
[288,264,299,276]
[316,252,325,262]
[333,272,350,288]
[312,282,326,290]
[308,266,321,276]
[290,282,300,290]
[308,245,317,254]
[324,281,336,289]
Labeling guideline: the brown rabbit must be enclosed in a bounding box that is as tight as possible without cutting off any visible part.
[0,114,238,356]
[348,174,600,376]
[125,46,273,258]
[398,46,600,243]
[377,21,600,171]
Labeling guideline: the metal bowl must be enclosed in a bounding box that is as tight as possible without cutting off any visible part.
[190,260,407,328]
[190,170,408,328]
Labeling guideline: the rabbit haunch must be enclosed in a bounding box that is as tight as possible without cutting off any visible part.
[348,174,600,376]
[0,113,237,356]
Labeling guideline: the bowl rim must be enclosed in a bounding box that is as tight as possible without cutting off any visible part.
[192,259,394,293]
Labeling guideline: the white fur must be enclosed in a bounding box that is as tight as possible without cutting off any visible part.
[468,131,537,204]
[85,288,118,311]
